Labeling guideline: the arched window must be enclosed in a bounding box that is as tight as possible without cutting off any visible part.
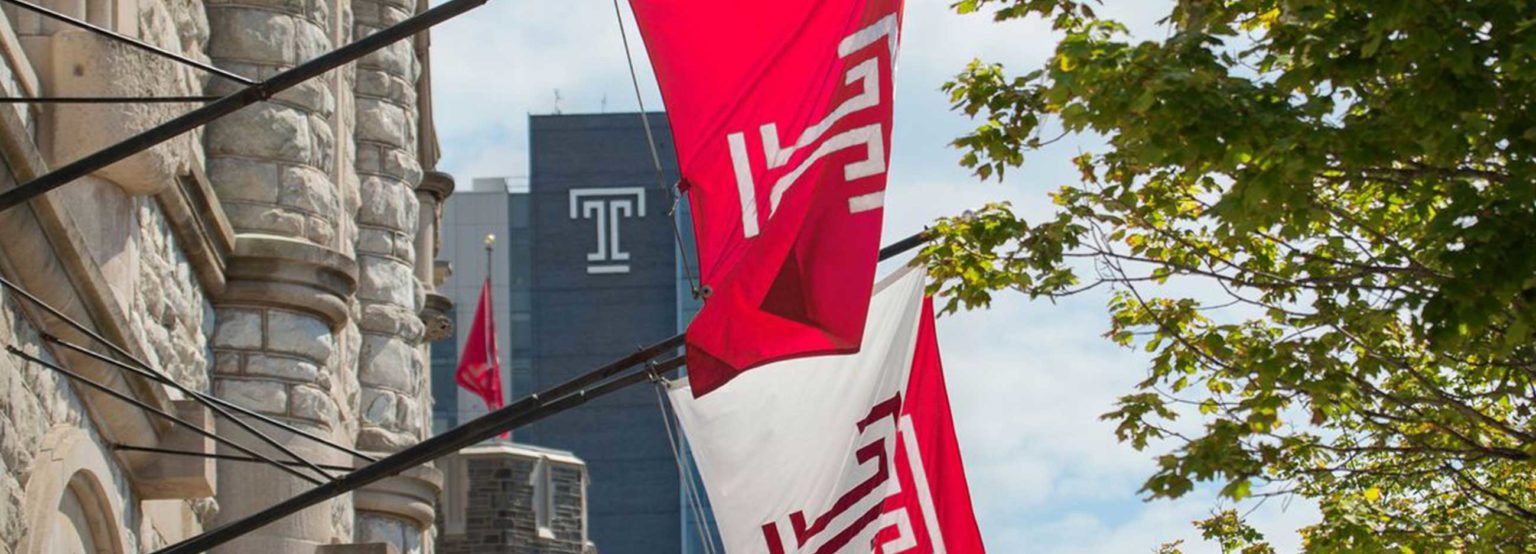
[43,471,121,554]
[20,427,131,554]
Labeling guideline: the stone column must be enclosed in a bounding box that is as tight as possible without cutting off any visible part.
[351,0,439,548]
[413,171,452,293]
[202,0,358,549]
[416,171,454,353]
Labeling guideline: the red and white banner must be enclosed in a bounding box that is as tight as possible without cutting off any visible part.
[630,0,906,395]
[668,268,985,553]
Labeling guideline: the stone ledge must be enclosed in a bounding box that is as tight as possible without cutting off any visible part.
[219,234,357,329]
[355,426,420,455]
[353,463,442,530]
[416,170,453,202]
[315,543,399,554]
[131,400,217,500]
[44,29,198,196]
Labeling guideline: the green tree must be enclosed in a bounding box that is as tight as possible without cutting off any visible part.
[928,0,1536,550]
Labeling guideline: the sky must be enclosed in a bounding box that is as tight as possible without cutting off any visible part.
[428,0,1320,551]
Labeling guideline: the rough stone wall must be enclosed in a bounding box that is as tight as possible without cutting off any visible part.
[440,456,589,554]
[352,0,426,454]
[349,0,431,548]
[129,198,220,546]
[204,2,342,250]
[44,180,214,398]
[0,289,139,554]
[0,0,445,546]
[0,0,217,551]
[548,464,587,548]
[359,512,425,554]
[331,0,365,542]
[202,0,359,547]
[131,197,212,394]
[6,0,216,404]
[211,308,339,423]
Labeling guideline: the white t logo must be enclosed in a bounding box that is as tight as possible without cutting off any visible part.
[570,187,647,274]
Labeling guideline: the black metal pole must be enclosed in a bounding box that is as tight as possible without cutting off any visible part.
[154,355,686,554]
[5,346,326,485]
[152,229,935,553]
[0,96,224,104]
[0,0,489,214]
[0,0,256,86]
[879,228,933,260]
[0,274,379,462]
[113,444,357,472]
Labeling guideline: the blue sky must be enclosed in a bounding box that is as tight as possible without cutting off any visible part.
[428,0,1320,551]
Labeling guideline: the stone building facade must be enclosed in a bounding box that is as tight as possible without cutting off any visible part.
[0,0,454,549]
[438,445,593,554]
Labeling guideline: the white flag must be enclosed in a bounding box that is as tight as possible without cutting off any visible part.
[669,266,985,554]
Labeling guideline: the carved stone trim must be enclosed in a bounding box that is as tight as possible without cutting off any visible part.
[353,463,443,530]
[219,235,358,329]
[153,165,235,296]
[0,32,175,457]
[420,292,453,342]
[415,170,454,282]
[17,426,136,554]
[0,2,39,99]
[40,29,199,196]
[416,170,454,202]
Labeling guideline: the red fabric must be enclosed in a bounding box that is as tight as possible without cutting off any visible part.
[455,279,504,412]
[629,0,905,396]
[886,297,986,552]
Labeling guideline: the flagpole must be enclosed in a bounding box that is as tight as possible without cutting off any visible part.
[485,233,495,286]
[484,233,500,443]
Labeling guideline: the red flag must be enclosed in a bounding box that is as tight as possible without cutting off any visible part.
[630,0,906,395]
[667,268,985,552]
[455,278,504,412]
[882,296,987,553]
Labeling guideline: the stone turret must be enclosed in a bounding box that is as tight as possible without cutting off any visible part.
[0,0,449,548]
[348,0,446,545]
[201,0,364,547]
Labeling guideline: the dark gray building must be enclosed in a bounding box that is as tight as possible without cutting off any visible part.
[433,113,719,554]
[439,444,594,553]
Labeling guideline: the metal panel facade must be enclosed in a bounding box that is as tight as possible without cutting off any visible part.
[433,113,722,553]
[527,113,684,554]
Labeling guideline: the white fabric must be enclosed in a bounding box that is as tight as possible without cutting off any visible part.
[669,267,927,553]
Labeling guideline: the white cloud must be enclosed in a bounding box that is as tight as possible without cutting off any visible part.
[430,0,663,178]
[428,0,1317,551]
